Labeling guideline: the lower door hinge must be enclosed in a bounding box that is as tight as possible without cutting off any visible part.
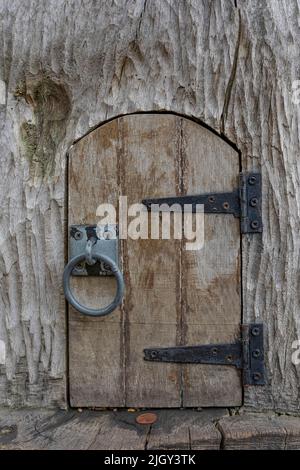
[142,172,262,234]
[144,323,265,386]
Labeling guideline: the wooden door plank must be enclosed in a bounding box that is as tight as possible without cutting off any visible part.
[68,121,125,407]
[121,115,182,407]
[180,120,242,406]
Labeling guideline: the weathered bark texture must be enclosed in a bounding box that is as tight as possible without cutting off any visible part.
[0,0,299,411]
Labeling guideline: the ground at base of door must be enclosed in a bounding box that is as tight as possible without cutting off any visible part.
[0,408,300,450]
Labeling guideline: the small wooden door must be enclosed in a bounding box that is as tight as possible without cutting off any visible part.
[68,114,241,407]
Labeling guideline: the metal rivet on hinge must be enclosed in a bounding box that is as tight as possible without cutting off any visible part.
[211,347,218,356]
[250,197,258,207]
[248,175,257,185]
[150,351,157,359]
[223,202,230,210]
[208,196,215,203]
[250,220,259,229]
[253,372,262,381]
[251,326,260,336]
[252,349,261,358]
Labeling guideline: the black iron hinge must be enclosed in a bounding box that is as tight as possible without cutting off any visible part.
[142,172,262,234]
[144,323,265,386]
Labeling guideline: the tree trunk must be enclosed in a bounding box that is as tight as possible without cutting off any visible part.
[0,0,299,412]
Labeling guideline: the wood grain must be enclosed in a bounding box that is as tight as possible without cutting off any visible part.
[68,120,124,407]
[147,409,227,450]
[88,411,150,450]
[180,119,241,406]
[1,409,300,450]
[68,114,240,407]
[0,409,225,450]
[121,115,181,407]
[277,416,300,450]
[218,414,287,450]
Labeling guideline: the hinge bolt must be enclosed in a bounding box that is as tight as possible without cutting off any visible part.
[74,230,83,240]
[250,220,259,229]
[253,372,262,381]
[150,351,158,359]
[74,262,85,273]
[251,326,260,336]
[248,175,257,185]
[250,197,258,207]
[252,349,261,358]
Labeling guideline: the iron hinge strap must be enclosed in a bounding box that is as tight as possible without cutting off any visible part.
[239,172,262,234]
[142,172,262,234]
[144,323,265,386]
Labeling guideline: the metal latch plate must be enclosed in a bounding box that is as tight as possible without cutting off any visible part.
[69,224,118,276]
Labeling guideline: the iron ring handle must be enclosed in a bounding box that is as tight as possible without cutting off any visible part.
[63,253,124,317]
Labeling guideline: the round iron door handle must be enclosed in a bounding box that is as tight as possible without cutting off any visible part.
[63,253,124,317]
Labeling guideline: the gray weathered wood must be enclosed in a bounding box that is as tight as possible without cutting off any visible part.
[0,0,299,412]
[68,114,241,407]
[0,408,224,450]
[2,409,300,450]
[218,414,287,450]
[147,409,227,450]
[68,120,124,407]
[0,409,149,450]
[180,118,241,406]
[277,416,300,450]
[88,411,150,450]
[120,115,182,407]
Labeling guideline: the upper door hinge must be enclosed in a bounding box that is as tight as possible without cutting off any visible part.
[144,323,265,386]
[142,172,262,234]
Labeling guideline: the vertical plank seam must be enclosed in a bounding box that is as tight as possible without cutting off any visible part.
[179,117,185,407]
[117,118,127,407]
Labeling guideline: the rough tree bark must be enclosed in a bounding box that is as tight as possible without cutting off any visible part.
[0,0,299,412]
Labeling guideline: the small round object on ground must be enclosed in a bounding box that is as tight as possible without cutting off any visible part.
[136,412,157,425]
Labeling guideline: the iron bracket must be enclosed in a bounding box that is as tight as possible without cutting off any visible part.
[69,224,118,276]
[142,172,262,234]
[144,323,265,386]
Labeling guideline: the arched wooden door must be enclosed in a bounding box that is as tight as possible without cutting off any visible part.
[68,113,241,407]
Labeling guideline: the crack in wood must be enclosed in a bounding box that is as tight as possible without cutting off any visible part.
[220,8,241,134]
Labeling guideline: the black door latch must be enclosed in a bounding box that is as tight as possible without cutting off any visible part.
[142,172,262,234]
